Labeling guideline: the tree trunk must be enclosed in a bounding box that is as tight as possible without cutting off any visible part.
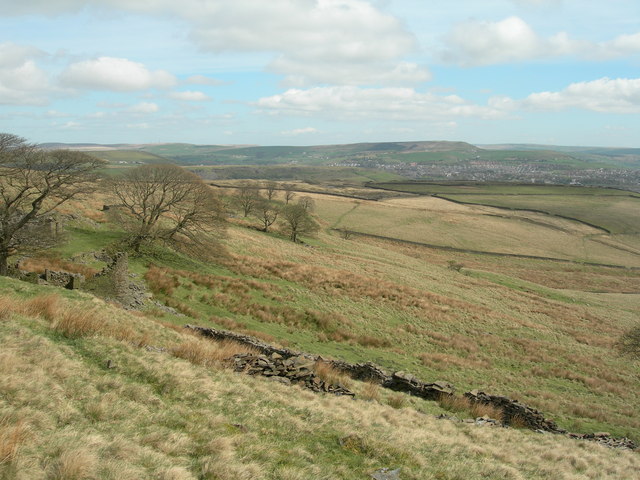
[0,250,9,277]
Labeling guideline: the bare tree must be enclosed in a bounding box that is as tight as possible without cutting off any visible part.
[111,164,225,253]
[236,183,261,217]
[253,199,280,232]
[0,133,105,275]
[281,203,319,242]
[297,195,315,212]
[283,184,296,205]
[263,180,278,201]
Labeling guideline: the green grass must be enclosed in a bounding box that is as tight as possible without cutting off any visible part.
[2,279,639,479]
[3,181,640,477]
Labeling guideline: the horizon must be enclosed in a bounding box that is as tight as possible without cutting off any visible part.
[1,1,639,148]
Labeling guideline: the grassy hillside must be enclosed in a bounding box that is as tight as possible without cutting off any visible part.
[2,181,639,478]
[89,150,173,165]
[370,182,640,236]
[3,279,639,480]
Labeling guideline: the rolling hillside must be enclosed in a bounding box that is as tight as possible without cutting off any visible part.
[2,178,639,479]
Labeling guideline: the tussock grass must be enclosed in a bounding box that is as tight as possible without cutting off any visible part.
[19,257,100,279]
[314,361,352,388]
[171,338,257,367]
[0,417,29,466]
[438,395,505,421]
[0,284,639,479]
[359,382,381,402]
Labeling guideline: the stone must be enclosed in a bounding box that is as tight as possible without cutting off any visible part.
[371,468,401,480]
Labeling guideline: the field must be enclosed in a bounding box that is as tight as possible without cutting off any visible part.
[2,180,639,478]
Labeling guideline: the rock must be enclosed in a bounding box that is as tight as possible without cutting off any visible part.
[371,467,401,480]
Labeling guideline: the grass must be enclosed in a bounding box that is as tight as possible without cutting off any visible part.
[1,283,638,479]
[2,180,639,478]
[369,181,640,234]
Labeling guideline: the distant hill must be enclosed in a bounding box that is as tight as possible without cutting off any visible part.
[43,139,640,171]
[481,144,640,169]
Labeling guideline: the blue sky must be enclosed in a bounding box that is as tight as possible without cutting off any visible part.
[0,0,638,147]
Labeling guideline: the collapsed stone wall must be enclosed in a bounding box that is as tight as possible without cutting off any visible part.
[231,352,354,396]
[186,324,637,450]
[10,266,84,289]
[187,325,453,399]
[464,390,559,432]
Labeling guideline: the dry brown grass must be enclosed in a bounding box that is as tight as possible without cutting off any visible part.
[314,361,352,388]
[387,393,407,409]
[19,257,100,279]
[23,294,61,322]
[359,382,381,402]
[49,448,97,480]
[0,297,13,321]
[438,394,505,421]
[171,338,257,368]
[0,417,29,466]
[53,308,104,338]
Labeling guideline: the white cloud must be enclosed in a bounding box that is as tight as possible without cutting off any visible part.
[3,1,425,87]
[60,57,177,91]
[0,42,51,105]
[443,16,640,66]
[522,77,640,113]
[128,102,159,113]
[281,127,319,136]
[169,90,211,101]
[256,86,503,120]
[186,75,225,86]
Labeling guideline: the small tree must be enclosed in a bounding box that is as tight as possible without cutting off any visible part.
[283,184,296,205]
[253,200,280,232]
[263,180,278,201]
[281,203,319,242]
[236,183,261,217]
[111,164,225,253]
[0,133,104,275]
[297,195,315,212]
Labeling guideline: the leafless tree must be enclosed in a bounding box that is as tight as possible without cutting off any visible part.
[281,203,319,242]
[111,164,225,253]
[297,195,315,212]
[0,133,105,275]
[283,184,296,205]
[263,180,278,201]
[253,199,280,232]
[236,183,261,217]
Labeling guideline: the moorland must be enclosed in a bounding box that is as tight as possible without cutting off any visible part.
[1,139,639,479]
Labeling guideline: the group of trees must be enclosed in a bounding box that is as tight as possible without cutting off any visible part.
[0,133,105,275]
[232,182,319,242]
[0,133,227,274]
[1,132,319,277]
[110,163,225,256]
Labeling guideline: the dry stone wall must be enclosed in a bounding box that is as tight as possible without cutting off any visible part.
[231,352,354,396]
[186,324,637,450]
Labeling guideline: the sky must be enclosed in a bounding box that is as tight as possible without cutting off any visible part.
[0,0,639,147]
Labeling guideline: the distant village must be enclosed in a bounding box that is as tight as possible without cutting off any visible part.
[331,158,640,193]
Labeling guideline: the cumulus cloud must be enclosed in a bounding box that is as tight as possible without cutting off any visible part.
[256,86,503,120]
[0,42,51,105]
[60,57,177,91]
[522,77,640,113]
[4,0,426,87]
[169,90,211,101]
[443,16,640,66]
